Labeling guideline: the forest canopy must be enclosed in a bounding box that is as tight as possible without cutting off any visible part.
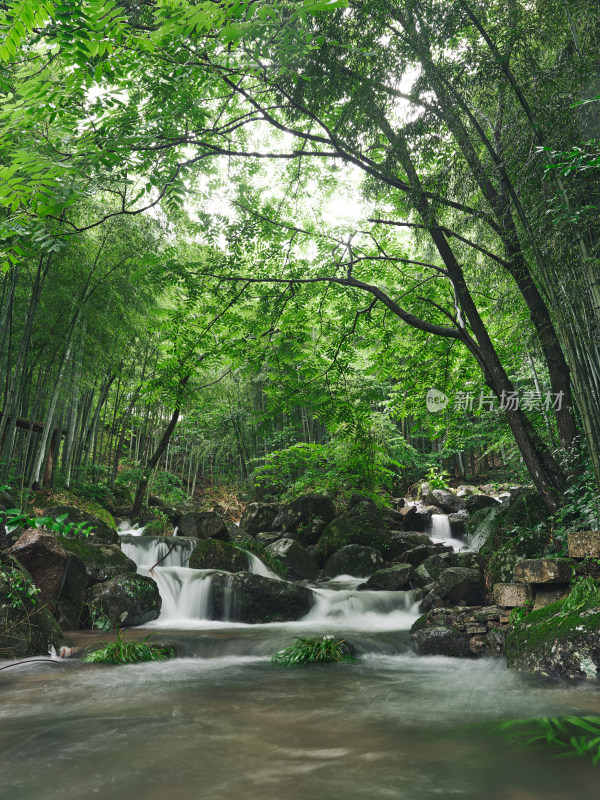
[0,0,598,515]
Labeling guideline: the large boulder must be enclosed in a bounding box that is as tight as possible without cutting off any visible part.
[83,574,161,628]
[505,597,600,680]
[239,503,278,535]
[322,544,384,578]
[422,489,464,514]
[464,494,500,513]
[60,538,136,587]
[9,529,83,615]
[0,553,63,658]
[265,538,319,581]
[178,511,229,541]
[44,505,119,545]
[211,572,312,623]
[436,567,484,606]
[448,510,469,537]
[276,494,336,534]
[361,564,414,591]
[189,539,247,572]
[316,513,394,561]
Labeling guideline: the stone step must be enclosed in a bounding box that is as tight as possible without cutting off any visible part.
[568,530,600,559]
[493,582,533,608]
[513,558,574,584]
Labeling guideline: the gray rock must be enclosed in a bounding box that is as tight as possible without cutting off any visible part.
[255,532,283,545]
[361,564,414,591]
[448,510,469,537]
[9,529,82,615]
[436,567,484,605]
[83,573,161,628]
[322,545,384,578]
[178,511,229,541]
[278,494,336,533]
[423,490,464,514]
[464,494,500,513]
[60,538,136,587]
[411,625,473,657]
[189,538,248,572]
[316,513,394,561]
[211,572,312,623]
[265,538,319,581]
[239,503,278,535]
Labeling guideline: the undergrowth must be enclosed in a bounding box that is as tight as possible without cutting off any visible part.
[82,631,175,665]
[272,635,353,666]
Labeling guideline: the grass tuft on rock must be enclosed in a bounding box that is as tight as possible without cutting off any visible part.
[82,631,175,665]
[272,635,353,666]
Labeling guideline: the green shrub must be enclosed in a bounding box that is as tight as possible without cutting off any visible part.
[494,716,600,764]
[82,631,175,665]
[272,635,353,666]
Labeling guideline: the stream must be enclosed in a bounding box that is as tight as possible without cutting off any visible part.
[2,524,600,799]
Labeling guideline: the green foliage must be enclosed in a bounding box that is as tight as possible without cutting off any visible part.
[1,509,95,538]
[272,635,353,666]
[495,716,600,765]
[562,576,600,616]
[424,467,450,490]
[508,601,533,625]
[252,419,405,503]
[0,563,39,609]
[82,631,175,665]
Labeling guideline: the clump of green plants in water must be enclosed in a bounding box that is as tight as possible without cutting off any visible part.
[82,631,175,665]
[232,539,287,577]
[1,509,95,538]
[272,635,354,666]
[494,716,600,764]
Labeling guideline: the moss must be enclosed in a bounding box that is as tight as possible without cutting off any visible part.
[410,613,431,634]
[505,596,600,665]
[316,514,392,561]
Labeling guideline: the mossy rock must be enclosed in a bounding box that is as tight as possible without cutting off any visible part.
[44,505,119,545]
[35,492,116,530]
[505,597,600,680]
[83,573,161,628]
[60,538,136,587]
[316,513,395,561]
[189,539,248,572]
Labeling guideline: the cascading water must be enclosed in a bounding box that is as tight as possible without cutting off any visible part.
[118,523,418,631]
[427,513,466,552]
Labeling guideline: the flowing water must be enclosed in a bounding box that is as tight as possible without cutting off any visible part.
[2,528,600,799]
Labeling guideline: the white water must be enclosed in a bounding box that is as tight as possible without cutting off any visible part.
[117,523,418,630]
[428,513,466,552]
[305,588,419,631]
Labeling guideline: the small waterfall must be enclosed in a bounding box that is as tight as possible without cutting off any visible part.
[143,567,214,621]
[427,513,466,552]
[304,588,419,630]
[119,535,196,568]
[246,552,282,581]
